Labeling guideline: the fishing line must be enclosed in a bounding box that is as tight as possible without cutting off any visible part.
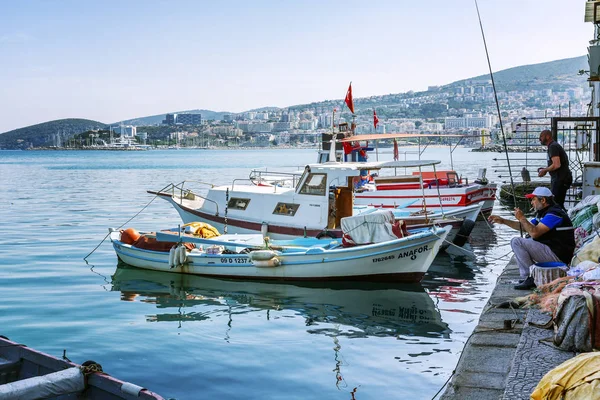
[474,0,521,236]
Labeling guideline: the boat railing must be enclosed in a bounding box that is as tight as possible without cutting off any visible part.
[159,181,221,216]
[248,169,303,188]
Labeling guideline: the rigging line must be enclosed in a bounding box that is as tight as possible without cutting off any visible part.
[473,0,521,236]
[83,183,173,261]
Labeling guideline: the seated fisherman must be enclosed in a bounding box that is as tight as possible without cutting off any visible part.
[487,187,575,290]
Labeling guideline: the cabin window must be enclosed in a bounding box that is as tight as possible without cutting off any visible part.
[298,173,327,196]
[273,202,300,216]
[227,197,250,210]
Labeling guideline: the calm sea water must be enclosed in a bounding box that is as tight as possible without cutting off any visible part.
[0,147,518,399]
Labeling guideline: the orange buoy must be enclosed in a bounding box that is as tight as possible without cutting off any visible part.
[120,228,141,244]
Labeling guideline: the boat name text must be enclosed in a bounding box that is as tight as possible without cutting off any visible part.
[398,245,429,260]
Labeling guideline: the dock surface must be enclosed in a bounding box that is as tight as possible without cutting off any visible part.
[440,258,577,399]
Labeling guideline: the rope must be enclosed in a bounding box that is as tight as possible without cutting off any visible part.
[83,183,172,261]
[484,249,514,262]
[81,361,103,375]
[432,230,476,257]
[224,188,229,234]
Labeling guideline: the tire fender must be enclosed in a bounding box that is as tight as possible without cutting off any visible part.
[452,219,476,247]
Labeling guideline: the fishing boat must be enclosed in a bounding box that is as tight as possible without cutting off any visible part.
[320,132,497,214]
[0,336,163,399]
[110,266,448,335]
[109,211,450,282]
[149,159,479,244]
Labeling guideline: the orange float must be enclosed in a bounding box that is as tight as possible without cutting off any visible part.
[120,228,141,244]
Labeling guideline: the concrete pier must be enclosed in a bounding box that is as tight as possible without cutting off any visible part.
[440,258,577,399]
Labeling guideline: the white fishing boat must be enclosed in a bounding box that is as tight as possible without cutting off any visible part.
[109,211,450,282]
[320,132,497,214]
[149,159,479,244]
[0,336,163,400]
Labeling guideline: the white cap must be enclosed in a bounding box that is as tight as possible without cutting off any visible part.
[525,187,553,198]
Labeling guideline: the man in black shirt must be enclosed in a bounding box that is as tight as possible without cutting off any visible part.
[537,130,572,209]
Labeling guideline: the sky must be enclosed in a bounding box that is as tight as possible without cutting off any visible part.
[0,0,593,133]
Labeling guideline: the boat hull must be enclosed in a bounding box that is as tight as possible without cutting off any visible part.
[154,191,477,242]
[110,228,449,282]
[0,336,163,399]
[354,184,496,214]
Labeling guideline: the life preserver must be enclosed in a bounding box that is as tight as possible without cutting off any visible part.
[452,219,476,247]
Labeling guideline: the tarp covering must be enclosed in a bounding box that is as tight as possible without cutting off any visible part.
[340,210,398,245]
[531,352,600,400]
[0,367,85,399]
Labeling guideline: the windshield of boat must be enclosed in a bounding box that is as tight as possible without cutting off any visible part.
[298,173,327,196]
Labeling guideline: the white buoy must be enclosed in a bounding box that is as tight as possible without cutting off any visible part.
[177,245,187,265]
[253,257,281,268]
[168,247,176,268]
[249,250,278,261]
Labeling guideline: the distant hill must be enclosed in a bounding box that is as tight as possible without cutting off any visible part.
[116,109,232,126]
[0,55,589,149]
[0,119,107,150]
[447,55,587,91]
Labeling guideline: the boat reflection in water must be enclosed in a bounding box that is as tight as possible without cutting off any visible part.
[110,264,449,338]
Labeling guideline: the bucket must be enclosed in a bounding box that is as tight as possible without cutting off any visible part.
[531,262,568,287]
[534,262,567,269]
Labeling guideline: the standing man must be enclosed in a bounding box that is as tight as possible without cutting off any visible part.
[487,187,575,290]
[537,129,572,209]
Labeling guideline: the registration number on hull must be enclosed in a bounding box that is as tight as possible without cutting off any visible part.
[220,258,250,264]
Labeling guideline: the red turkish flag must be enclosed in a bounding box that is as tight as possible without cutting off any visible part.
[343,141,353,155]
[344,83,354,114]
[373,109,379,130]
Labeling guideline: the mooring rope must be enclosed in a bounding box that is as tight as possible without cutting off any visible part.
[83,183,173,261]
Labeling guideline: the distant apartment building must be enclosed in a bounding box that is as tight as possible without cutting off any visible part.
[273,122,295,132]
[444,115,495,129]
[113,125,137,137]
[163,113,202,125]
[255,112,269,121]
[235,122,274,133]
[177,113,202,125]
[318,114,333,129]
[299,120,317,131]
[420,122,443,131]
[163,114,177,125]
[222,114,234,123]
[211,125,243,137]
